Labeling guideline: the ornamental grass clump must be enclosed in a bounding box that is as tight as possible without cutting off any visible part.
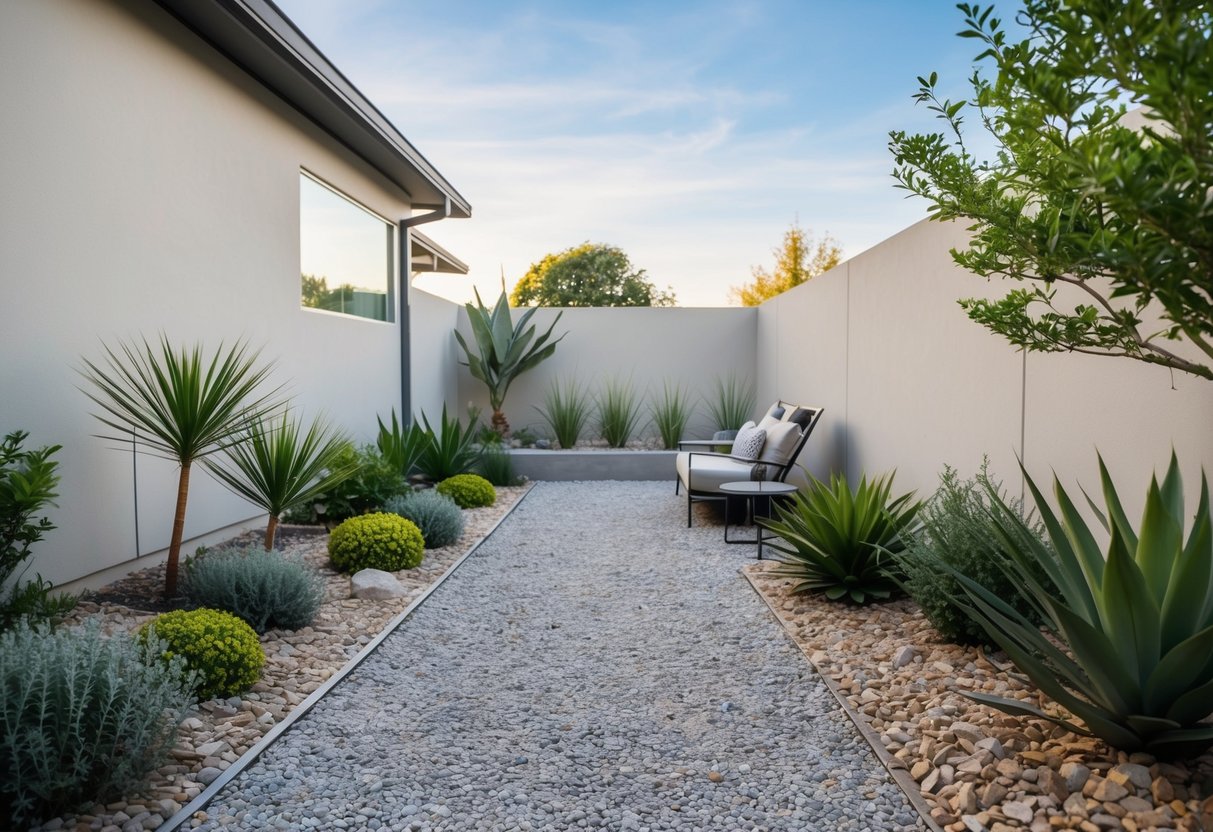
[328,512,425,572]
[705,372,756,432]
[955,453,1213,757]
[650,381,694,449]
[384,489,465,548]
[477,445,518,487]
[436,474,496,509]
[536,377,591,449]
[140,608,264,700]
[762,471,922,605]
[597,377,644,448]
[181,545,325,633]
[0,622,195,829]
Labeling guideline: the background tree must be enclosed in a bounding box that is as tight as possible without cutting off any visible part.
[889,1,1213,381]
[730,223,842,306]
[510,243,676,307]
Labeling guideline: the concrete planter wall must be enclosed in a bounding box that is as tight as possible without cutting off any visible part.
[510,449,677,482]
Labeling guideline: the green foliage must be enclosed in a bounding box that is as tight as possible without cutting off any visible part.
[898,462,1055,646]
[80,336,281,594]
[536,377,592,449]
[650,381,695,449]
[328,512,425,572]
[181,545,325,633]
[376,409,429,478]
[204,412,357,549]
[889,2,1213,381]
[140,608,264,700]
[384,489,465,548]
[0,622,195,828]
[511,427,539,447]
[287,443,407,527]
[1,431,75,630]
[597,377,644,448]
[705,372,756,432]
[510,242,677,308]
[477,445,519,487]
[436,474,496,509]
[763,471,923,605]
[454,288,566,434]
[953,453,1213,757]
[415,406,483,482]
[730,223,843,306]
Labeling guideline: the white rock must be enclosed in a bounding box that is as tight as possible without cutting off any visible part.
[194,740,229,757]
[892,645,919,669]
[350,569,409,600]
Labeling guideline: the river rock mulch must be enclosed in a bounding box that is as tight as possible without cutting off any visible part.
[31,485,529,832]
[744,562,1213,832]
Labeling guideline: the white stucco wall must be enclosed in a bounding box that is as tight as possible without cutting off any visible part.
[410,288,461,419]
[0,0,429,588]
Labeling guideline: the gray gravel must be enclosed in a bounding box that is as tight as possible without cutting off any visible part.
[194,481,924,831]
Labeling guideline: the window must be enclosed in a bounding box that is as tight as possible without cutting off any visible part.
[300,171,396,322]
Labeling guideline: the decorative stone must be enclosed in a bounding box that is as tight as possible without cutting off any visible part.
[1150,776,1174,803]
[911,760,933,781]
[892,645,919,669]
[1060,762,1092,793]
[975,737,1005,759]
[1002,801,1034,823]
[950,722,985,743]
[957,782,979,814]
[1108,763,1151,790]
[1036,766,1069,802]
[979,782,1008,808]
[1091,779,1129,802]
[350,569,409,600]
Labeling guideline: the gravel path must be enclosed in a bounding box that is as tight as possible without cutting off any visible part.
[193,482,924,831]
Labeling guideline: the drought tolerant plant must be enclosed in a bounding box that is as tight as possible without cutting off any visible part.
[140,608,264,700]
[454,287,566,434]
[0,430,75,630]
[762,471,923,604]
[415,406,482,482]
[898,461,1056,646]
[705,372,756,432]
[181,545,325,633]
[0,622,195,828]
[80,337,280,595]
[954,454,1213,757]
[650,381,694,449]
[597,376,644,448]
[289,443,407,527]
[477,445,518,487]
[376,409,429,479]
[328,512,425,573]
[384,489,465,549]
[204,412,358,549]
[536,377,592,449]
[437,474,497,509]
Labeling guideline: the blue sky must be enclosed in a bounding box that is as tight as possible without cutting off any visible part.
[278,0,1019,306]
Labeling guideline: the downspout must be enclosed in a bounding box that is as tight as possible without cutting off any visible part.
[398,197,452,425]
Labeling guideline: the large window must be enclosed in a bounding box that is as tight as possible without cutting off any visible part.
[300,171,396,322]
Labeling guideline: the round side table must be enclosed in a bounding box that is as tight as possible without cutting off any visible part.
[718,480,798,559]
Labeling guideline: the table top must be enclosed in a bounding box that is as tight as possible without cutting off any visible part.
[718,480,798,496]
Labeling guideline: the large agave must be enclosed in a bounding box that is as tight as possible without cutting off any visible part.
[957,453,1213,758]
[762,471,922,604]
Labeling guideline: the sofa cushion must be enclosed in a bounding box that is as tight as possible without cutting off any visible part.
[731,422,766,460]
[757,414,781,431]
[676,452,756,493]
[759,421,801,465]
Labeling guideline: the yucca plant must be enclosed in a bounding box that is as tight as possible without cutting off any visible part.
[415,405,482,482]
[535,377,592,449]
[80,337,280,595]
[705,372,756,432]
[376,409,429,479]
[650,381,694,449]
[454,288,565,435]
[597,377,644,448]
[955,453,1213,757]
[762,471,923,604]
[203,412,358,550]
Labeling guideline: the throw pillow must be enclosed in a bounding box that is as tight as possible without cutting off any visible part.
[759,421,801,465]
[731,423,766,460]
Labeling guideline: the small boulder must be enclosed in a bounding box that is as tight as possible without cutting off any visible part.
[892,646,919,669]
[351,568,408,600]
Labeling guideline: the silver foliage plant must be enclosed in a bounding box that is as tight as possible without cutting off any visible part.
[181,544,325,633]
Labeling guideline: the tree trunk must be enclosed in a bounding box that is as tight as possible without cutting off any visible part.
[264,515,279,551]
[165,461,191,597]
[491,409,510,435]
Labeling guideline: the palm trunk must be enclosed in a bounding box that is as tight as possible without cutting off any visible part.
[165,461,191,596]
[491,409,510,435]
[264,514,279,551]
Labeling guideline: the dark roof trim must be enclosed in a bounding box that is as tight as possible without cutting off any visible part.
[153,0,471,219]
[410,230,469,275]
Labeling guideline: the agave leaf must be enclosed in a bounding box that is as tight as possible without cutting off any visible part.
[1142,623,1213,715]
[962,692,1092,737]
[1164,671,1213,726]
[1054,479,1112,601]
[1096,453,1138,553]
[1101,536,1161,689]
[1144,725,1213,759]
[1047,600,1137,716]
[489,291,513,359]
[1158,496,1212,650]
[1137,473,1184,605]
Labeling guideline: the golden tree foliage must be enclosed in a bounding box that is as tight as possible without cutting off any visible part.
[730,224,842,306]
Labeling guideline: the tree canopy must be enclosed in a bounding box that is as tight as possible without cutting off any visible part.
[510,243,676,307]
[729,224,842,307]
[889,1,1213,381]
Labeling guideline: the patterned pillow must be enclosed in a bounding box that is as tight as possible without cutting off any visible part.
[731,422,767,460]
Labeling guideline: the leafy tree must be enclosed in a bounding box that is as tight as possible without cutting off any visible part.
[301,274,356,314]
[889,1,1213,381]
[730,223,842,306]
[510,243,676,307]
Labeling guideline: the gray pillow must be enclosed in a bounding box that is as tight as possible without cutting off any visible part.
[731,423,766,460]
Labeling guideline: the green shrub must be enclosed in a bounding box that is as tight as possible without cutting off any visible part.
[477,445,519,487]
[384,490,465,548]
[899,462,1055,645]
[436,473,496,509]
[762,471,922,604]
[1,430,76,631]
[140,608,264,700]
[597,376,644,448]
[415,406,482,482]
[376,409,428,478]
[705,372,756,432]
[650,381,694,449]
[328,512,425,572]
[0,622,195,828]
[536,377,591,449]
[181,545,325,633]
[284,443,406,527]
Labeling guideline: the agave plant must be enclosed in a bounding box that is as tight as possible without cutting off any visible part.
[956,453,1213,757]
[762,471,922,604]
[376,409,428,478]
[454,288,565,434]
[204,412,358,550]
[414,406,482,482]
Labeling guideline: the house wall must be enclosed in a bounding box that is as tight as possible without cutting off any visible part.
[0,0,430,588]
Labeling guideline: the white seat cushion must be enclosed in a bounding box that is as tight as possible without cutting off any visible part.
[676,451,755,493]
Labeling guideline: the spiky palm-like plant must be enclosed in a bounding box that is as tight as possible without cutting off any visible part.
[80,337,280,595]
[204,412,358,550]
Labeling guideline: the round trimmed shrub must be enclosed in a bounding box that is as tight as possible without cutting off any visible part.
[140,608,264,700]
[383,489,465,548]
[328,512,424,573]
[181,545,325,633]
[436,473,496,509]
